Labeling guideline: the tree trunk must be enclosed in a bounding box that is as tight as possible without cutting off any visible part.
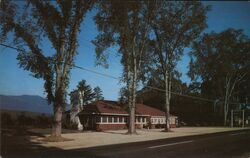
[127,73,136,134]
[165,69,170,131]
[52,105,63,137]
[128,105,136,134]
[223,90,228,126]
[53,63,64,137]
[223,73,245,126]
[224,74,231,126]
[224,106,228,126]
[127,57,137,134]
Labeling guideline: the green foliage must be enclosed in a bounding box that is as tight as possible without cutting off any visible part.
[138,74,188,111]
[93,0,156,80]
[118,87,129,104]
[71,81,104,108]
[93,86,104,101]
[138,77,220,125]
[0,111,52,128]
[0,0,94,136]
[36,114,51,128]
[189,29,250,101]
[77,79,95,104]
[1,112,14,127]
[135,2,209,129]
[148,1,209,79]
[0,0,94,106]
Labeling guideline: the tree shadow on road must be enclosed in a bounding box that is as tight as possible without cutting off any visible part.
[0,127,108,158]
[0,127,63,158]
[2,127,249,158]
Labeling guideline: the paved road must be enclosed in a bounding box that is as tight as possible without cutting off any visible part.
[2,129,250,158]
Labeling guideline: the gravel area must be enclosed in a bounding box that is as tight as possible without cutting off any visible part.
[30,127,249,150]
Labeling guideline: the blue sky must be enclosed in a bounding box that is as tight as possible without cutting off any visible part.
[0,1,250,101]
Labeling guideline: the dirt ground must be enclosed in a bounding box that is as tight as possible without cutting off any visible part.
[26,127,249,150]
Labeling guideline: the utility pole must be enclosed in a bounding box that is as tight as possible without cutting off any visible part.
[242,110,245,128]
[242,97,248,128]
[231,109,233,128]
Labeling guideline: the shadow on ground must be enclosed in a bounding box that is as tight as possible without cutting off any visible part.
[0,127,102,158]
[1,127,250,158]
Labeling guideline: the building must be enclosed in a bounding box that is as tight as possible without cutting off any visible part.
[77,100,178,131]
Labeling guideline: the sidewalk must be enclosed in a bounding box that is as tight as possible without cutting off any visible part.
[31,127,249,150]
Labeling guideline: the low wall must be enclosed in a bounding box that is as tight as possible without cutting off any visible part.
[96,124,127,131]
[96,123,144,131]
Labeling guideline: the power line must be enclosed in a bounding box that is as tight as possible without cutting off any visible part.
[145,85,215,103]
[0,43,230,103]
[72,64,215,103]
[70,65,243,104]
[0,43,25,52]
[79,40,122,65]
[0,40,121,66]
[72,65,119,80]
[0,43,244,105]
[70,64,216,103]
[69,68,248,105]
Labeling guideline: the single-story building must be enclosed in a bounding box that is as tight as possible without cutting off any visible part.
[77,100,178,131]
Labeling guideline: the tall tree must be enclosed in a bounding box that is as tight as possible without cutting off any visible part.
[93,0,156,134]
[149,1,209,131]
[69,89,84,130]
[77,79,95,104]
[189,29,250,126]
[0,0,93,140]
[93,86,104,101]
[137,69,184,112]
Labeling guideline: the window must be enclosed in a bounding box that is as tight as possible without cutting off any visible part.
[119,117,123,123]
[151,118,154,123]
[108,116,112,123]
[144,118,147,123]
[102,116,107,123]
[137,117,141,123]
[114,116,118,123]
[124,117,128,123]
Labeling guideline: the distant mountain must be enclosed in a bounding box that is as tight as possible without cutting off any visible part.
[0,95,54,114]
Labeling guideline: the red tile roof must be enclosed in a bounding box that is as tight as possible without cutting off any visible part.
[95,101,128,114]
[81,100,166,117]
[135,104,165,116]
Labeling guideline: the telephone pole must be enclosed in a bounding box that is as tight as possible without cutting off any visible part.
[242,110,245,128]
[231,110,233,128]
